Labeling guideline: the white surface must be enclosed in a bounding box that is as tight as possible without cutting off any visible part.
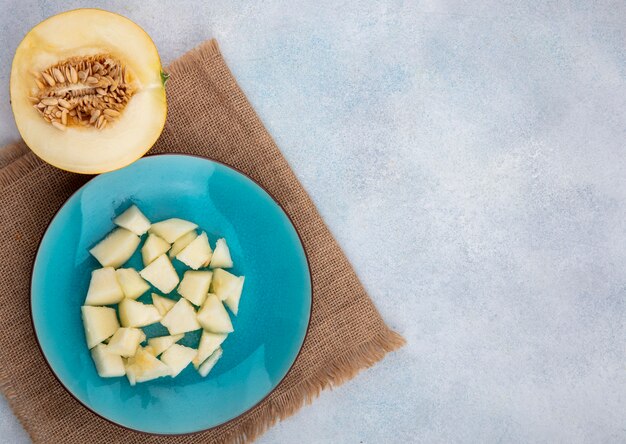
[1,1,625,443]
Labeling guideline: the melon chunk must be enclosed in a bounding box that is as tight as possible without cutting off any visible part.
[118,298,161,328]
[91,344,125,377]
[84,267,124,306]
[125,347,171,385]
[196,294,233,334]
[160,298,201,335]
[10,9,167,174]
[81,306,119,348]
[139,254,179,293]
[169,231,197,258]
[177,271,212,306]
[176,232,212,270]
[89,228,140,268]
[209,238,233,268]
[160,344,197,377]
[151,293,176,316]
[141,233,170,266]
[211,268,245,315]
[224,277,245,316]
[113,205,151,235]
[193,331,227,369]
[115,268,150,299]
[106,327,145,357]
[149,218,197,243]
[147,334,184,356]
[198,348,223,377]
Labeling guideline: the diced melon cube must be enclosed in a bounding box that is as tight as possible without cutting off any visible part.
[211,268,245,315]
[89,228,140,268]
[209,238,233,268]
[160,344,197,377]
[106,327,145,357]
[125,347,171,385]
[81,306,120,348]
[151,293,176,316]
[160,298,201,335]
[169,231,197,259]
[141,233,170,266]
[193,331,227,369]
[149,218,197,243]
[91,344,125,377]
[118,298,161,328]
[176,232,212,270]
[140,254,179,293]
[113,205,151,236]
[196,294,233,334]
[147,334,184,356]
[115,268,150,299]
[84,267,124,306]
[198,347,223,377]
[177,270,212,306]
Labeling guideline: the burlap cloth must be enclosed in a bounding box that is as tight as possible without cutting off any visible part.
[0,40,404,443]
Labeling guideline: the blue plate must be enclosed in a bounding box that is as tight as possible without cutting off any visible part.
[31,155,311,434]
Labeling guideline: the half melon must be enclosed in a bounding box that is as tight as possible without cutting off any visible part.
[10,9,167,173]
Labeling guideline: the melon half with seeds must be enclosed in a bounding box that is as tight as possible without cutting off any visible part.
[10,9,167,173]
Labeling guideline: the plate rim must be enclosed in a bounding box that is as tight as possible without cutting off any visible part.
[29,153,313,435]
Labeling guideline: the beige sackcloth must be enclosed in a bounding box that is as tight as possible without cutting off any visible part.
[0,40,404,443]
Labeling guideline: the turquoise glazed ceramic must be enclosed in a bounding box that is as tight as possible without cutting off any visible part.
[31,155,311,434]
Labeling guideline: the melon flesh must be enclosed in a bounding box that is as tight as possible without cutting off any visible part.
[115,268,150,299]
[106,327,145,357]
[10,9,167,174]
[141,233,170,266]
[197,294,233,334]
[151,293,176,316]
[118,298,161,328]
[210,268,245,315]
[224,277,245,316]
[169,231,197,258]
[209,238,233,268]
[176,232,212,269]
[89,228,140,268]
[193,331,227,369]
[84,267,124,306]
[125,347,171,385]
[81,306,120,348]
[160,344,197,377]
[140,254,179,293]
[114,205,151,235]
[177,270,212,306]
[160,298,201,335]
[149,218,197,243]
[91,344,125,377]
[147,334,183,356]
[198,348,223,377]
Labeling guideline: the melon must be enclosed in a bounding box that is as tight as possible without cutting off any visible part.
[160,344,197,377]
[198,348,223,377]
[10,9,167,173]
[91,344,125,377]
[147,334,183,356]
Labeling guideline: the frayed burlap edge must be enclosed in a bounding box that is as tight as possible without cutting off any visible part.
[214,329,406,444]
